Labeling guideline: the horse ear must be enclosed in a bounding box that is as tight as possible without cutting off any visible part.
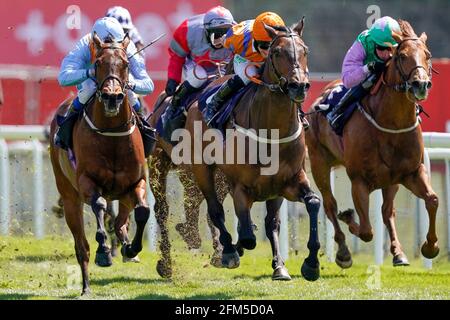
[263,22,278,40]
[392,31,403,44]
[122,33,131,49]
[294,16,305,37]
[419,32,428,43]
[93,32,103,50]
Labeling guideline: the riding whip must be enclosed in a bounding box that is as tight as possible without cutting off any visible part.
[128,33,166,59]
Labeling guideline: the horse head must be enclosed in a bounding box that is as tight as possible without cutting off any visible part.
[386,20,432,102]
[263,17,310,103]
[92,32,131,117]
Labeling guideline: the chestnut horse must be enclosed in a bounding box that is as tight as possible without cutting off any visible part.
[49,34,150,295]
[305,20,439,268]
[179,20,321,281]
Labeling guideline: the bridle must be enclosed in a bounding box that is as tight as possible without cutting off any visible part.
[234,28,309,145]
[382,37,432,92]
[93,43,130,100]
[267,29,309,93]
[84,42,137,136]
[359,37,433,134]
[246,28,309,94]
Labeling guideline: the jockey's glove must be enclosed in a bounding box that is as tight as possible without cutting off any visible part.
[367,61,385,75]
[86,67,95,79]
[165,78,179,96]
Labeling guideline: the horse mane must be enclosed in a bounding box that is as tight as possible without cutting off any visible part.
[398,19,417,37]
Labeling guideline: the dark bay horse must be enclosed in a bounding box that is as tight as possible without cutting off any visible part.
[180,20,321,281]
[305,20,439,268]
[49,34,150,295]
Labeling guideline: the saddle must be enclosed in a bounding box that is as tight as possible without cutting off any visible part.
[197,83,257,133]
[315,85,359,136]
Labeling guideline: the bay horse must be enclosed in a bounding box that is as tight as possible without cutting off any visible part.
[180,19,321,281]
[305,20,439,268]
[49,34,150,295]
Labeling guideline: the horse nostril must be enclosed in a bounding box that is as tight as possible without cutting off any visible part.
[117,93,125,101]
[303,82,311,91]
[426,81,432,89]
[411,80,421,89]
[101,92,110,101]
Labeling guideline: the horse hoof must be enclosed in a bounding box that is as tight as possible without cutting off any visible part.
[239,238,256,250]
[123,255,141,263]
[95,251,113,267]
[156,259,172,278]
[121,244,138,259]
[222,251,240,269]
[272,266,292,281]
[336,246,352,269]
[81,287,91,296]
[335,256,353,269]
[176,223,201,250]
[421,241,439,259]
[234,243,245,257]
[301,260,320,282]
[111,247,119,257]
[337,209,354,224]
[51,205,64,218]
[210,251,223,268]
[393,253,410,266]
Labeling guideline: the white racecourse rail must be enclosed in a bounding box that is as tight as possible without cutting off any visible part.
[0,126,449,269]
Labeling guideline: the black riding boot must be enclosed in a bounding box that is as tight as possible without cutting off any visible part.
[161,81,197,142]
[203,75,245,127]
[54,102,82,150]
[133,104,157,158]
[327,73,377,131]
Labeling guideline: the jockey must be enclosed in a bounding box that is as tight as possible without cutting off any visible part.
[327,16,401,130]
[105,6,145,55]
[161,6,235,129]
[203,12,286,126]
[55,17,154,150]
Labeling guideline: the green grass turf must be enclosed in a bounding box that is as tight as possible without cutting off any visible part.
[0,236,449,300]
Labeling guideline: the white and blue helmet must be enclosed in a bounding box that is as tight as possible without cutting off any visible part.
[91,17,125,42]
[106,6,134,31]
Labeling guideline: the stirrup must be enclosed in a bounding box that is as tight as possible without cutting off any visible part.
[301,117,309,130]
[330,113,343,130]
[204,108,218,127]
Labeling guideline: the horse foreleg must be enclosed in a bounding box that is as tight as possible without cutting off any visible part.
[233,185,256,250]
[115,199,131,257]
[298,170,321,282]
[63,197,90,295]
[309,156,352,268]
[283,169,321,281]
[382,185,409,266]
[105,201,119,257]
[350,179,373,242]
[125,179,150,259]
[78,174,112,267]
[402,164,439,259]
[192,164,238,269]
[265,197,291,281]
